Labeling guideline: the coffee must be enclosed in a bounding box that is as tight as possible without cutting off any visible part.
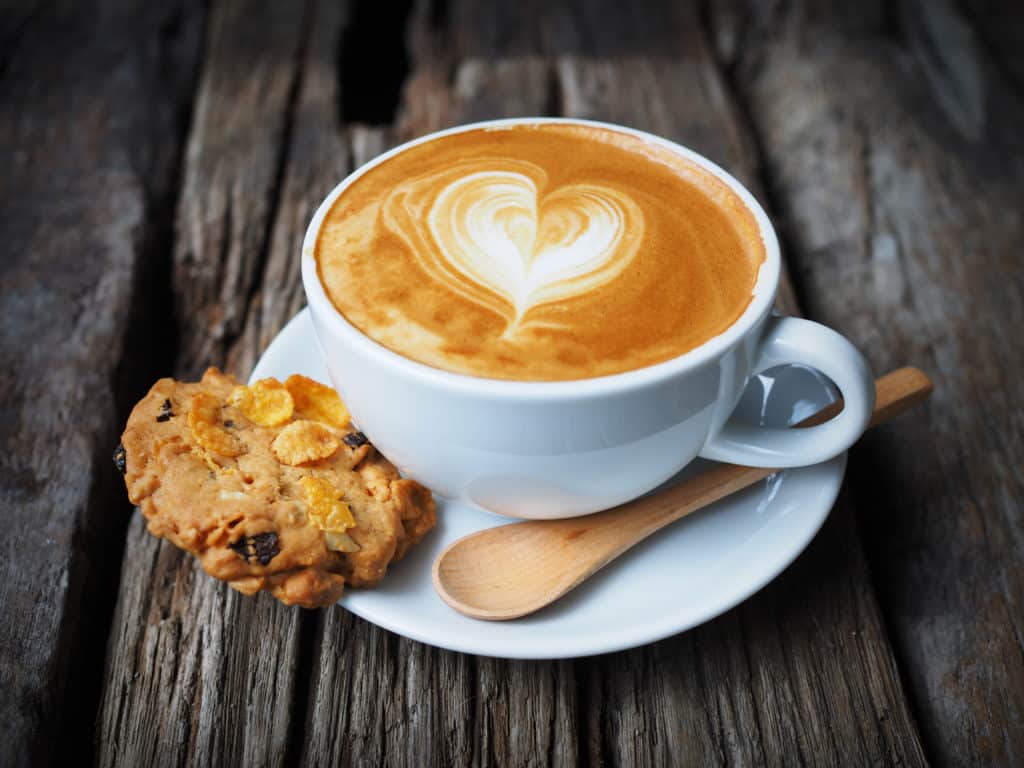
[316,123,765,381]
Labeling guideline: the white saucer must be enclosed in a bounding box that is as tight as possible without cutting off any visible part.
[252,309,845,659]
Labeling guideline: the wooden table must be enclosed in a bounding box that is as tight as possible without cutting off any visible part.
[3,0,1022,765]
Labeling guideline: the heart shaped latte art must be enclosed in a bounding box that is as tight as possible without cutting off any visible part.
[428,171,644,327]
[383,162,644,333]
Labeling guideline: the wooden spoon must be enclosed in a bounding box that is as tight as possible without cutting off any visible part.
[433,367,932,620]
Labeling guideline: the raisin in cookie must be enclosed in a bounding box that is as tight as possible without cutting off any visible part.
[117,368,436,608]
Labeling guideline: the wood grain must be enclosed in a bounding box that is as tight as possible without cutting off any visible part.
[714,0,1024,763]
[170,0,310,377]
[0,1,204,765]
[224,0,352,377]
[96,2,316,765]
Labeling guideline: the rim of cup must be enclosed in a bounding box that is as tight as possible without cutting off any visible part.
[301,117,781,400]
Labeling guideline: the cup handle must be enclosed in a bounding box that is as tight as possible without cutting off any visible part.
[699,316,875,467]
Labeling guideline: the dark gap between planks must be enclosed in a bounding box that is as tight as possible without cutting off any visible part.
[338,0,416,125]
[284,609,320,766]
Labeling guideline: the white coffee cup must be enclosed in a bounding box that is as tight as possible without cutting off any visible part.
[301,118,874,519]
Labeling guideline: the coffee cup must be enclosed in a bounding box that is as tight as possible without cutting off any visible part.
[301,118,874,519]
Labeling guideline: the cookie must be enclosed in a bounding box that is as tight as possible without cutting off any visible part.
[117,368,436,608]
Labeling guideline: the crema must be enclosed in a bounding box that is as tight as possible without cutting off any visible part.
[316,123,765,381]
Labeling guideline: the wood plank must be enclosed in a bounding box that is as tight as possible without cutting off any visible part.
[714,0,1024,763]
[301,3,583,766]
[170,0,309,377]
[225,0,353,377]
[549,2,926,765]
[295,125,476,768]
[0,1,205,765]
[96,2,317,765]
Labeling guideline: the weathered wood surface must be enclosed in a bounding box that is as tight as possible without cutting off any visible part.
[97,2,316,766]
[1,0,1021,765]
[0,1,205,765]
[713,1,1024,764]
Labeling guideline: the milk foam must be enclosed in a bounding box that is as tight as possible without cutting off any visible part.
[317,124,765,381]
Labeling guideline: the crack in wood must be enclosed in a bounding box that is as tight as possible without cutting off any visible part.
[282,609,319,767]
[544,58,564,117]
[338,0,416,125]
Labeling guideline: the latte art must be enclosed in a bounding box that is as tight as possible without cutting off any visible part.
[316,123,766,381]
[385,164,644,331]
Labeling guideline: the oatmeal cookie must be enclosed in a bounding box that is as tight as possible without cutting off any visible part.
[117,368,436,608]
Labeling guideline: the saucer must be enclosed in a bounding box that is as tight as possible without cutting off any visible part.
[251,309,845,659]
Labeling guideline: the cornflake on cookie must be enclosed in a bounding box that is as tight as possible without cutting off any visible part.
[272,420,340,465]
[228,378,294,426]
[286,374,351,427]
